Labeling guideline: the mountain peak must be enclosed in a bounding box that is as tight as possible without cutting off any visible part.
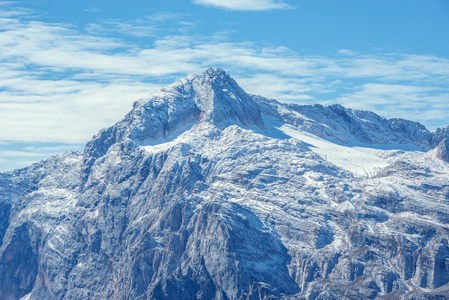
[4,68,449,300]
[187,68,265,128]
[131,67,265,139]
[160,67,234,95]
[202,66,229,78]
[82,68,265,167]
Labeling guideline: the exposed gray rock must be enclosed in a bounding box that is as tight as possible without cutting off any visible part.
[435,138,449,162]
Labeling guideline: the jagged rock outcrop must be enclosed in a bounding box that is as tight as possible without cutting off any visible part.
[434,138,449,162]
[1,68,449,299]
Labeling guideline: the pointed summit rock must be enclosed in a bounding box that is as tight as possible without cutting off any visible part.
[152,67,265,129]
[189,67,265,128]
[435,138,449,162]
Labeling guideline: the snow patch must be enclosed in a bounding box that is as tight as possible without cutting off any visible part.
[276,124,391,177]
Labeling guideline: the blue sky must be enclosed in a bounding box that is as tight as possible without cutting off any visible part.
[1,0,449,171]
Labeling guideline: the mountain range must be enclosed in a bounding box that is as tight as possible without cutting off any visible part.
[1,68,449,299]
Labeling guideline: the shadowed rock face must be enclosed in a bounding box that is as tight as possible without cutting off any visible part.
[1,68,449,299]
[0,222,40,300]
[435,138,449,162]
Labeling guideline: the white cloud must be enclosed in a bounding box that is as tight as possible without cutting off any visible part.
[192,0,292,11]
[236,74,332,102]
[338,49,358,56]
[333,83,449,129]
[0,79,160,143]
[0,150,42,157]
[0,142,85,171]
[84,7,100,13]
[86,12,188,38]
[0,1,31,18]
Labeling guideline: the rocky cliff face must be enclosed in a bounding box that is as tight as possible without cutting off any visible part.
[434,138,449,162]
[1,68,449,299]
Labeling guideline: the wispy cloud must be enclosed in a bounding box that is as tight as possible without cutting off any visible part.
[333,83,449,129]
[236,74,328,102]
[0,142,84,171]
[0,1,31,18]
[0,77,160,143]
[86,12,189,38]
[192,0,293,11]
[84,7,100,13]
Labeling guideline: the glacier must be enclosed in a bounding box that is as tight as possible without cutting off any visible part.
[1,67,449,299]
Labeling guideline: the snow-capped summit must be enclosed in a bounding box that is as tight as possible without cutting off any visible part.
[83,68,263,154]
[188,67,265,128]
[1,69,449,299]
[131,67,265,140]
[135,67,265,132]
[81,68,265,183]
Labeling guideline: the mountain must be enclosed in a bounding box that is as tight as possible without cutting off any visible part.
[1,67,449,299]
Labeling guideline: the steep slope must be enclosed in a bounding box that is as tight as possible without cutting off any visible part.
[1,68,449,300]
[433,138,449,162]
